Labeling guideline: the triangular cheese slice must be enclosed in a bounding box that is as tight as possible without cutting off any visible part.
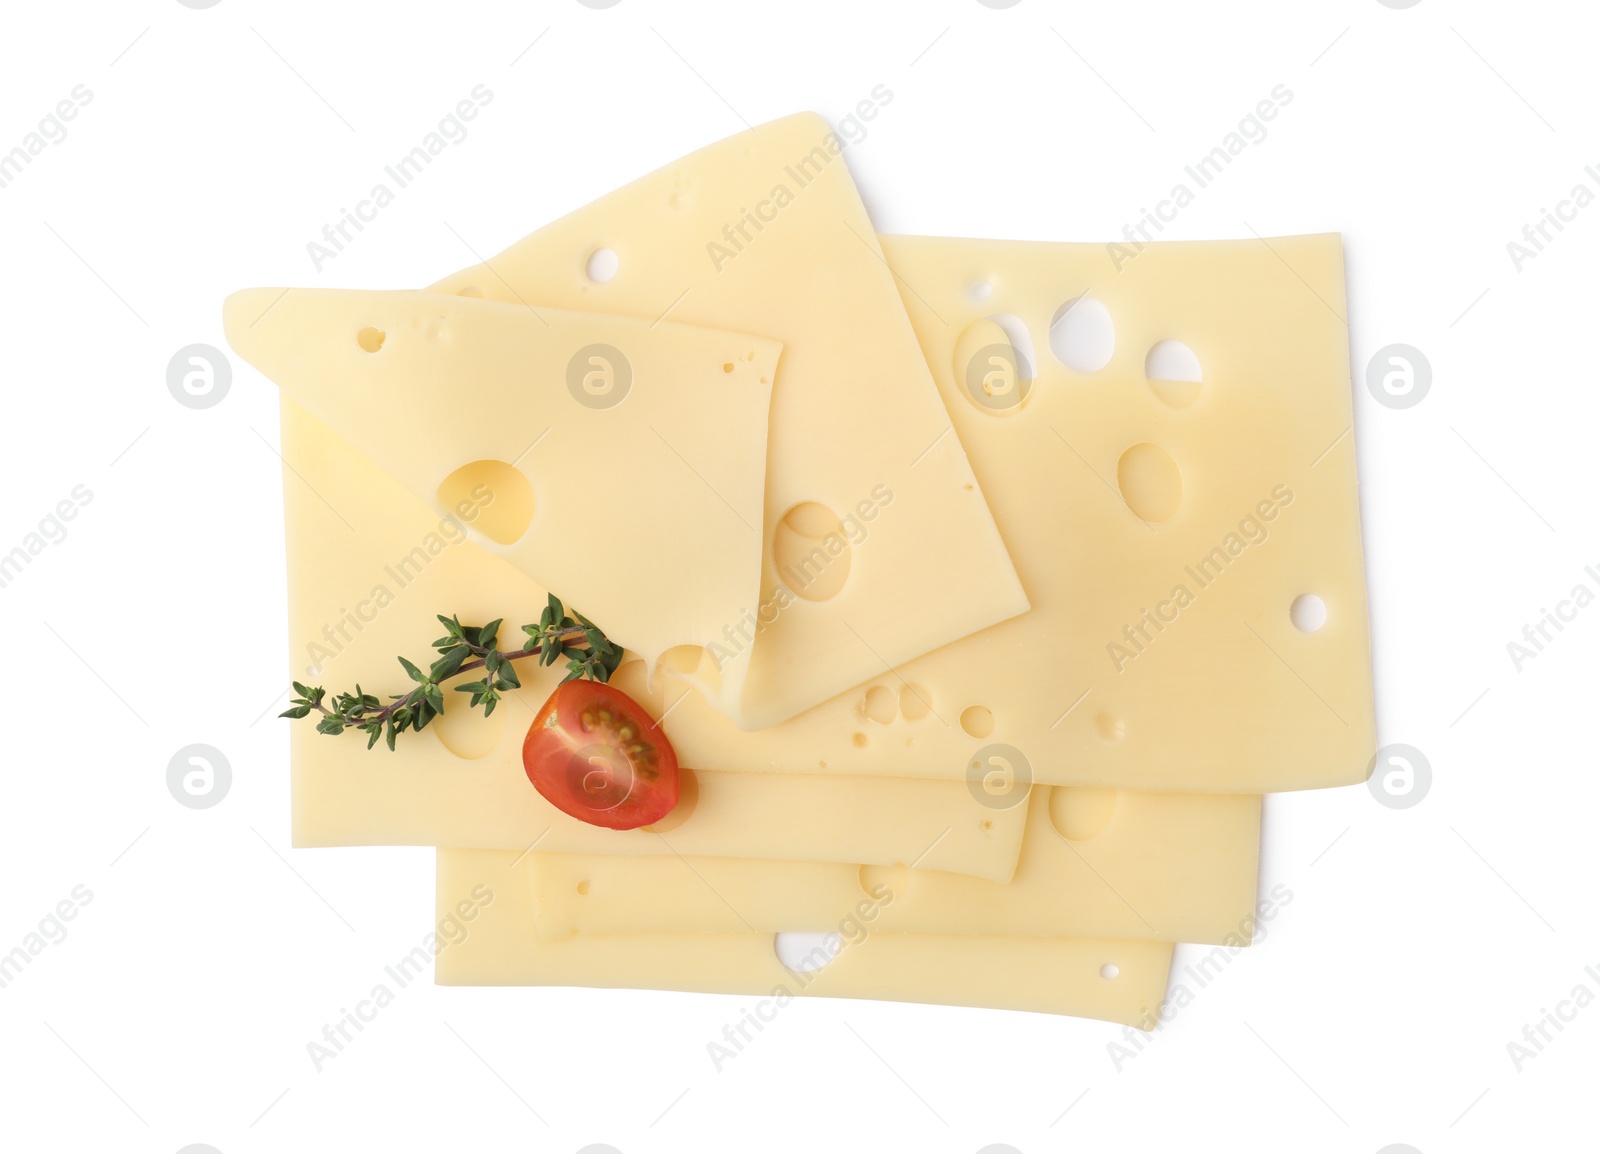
[428,112,1029,729]
[225,288,778,682]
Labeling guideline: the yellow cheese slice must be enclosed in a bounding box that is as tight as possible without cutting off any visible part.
[278,399,1029,881]
[581,234,1376,794]
[436,848,1173,1026]
[225,288,778,687]
[525,786,1260,945]
[427,112,1029,729]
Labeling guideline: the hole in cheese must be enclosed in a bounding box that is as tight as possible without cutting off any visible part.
[861,685,896,725]
[1048,786,1118,842]
[857,863,908,901]
[585,246,619,283]
[899,684,932,721]
[1145,339,1203,407]
[773,501,853,602]
[356,326,386,353]
[435,460,534,545]
[953,316,1034,415]
[660,645,706,674]
[1291,593,1328,633]
[775,931,842,973]
[960,705,995,738]
[1116,443,1183,522]
[1049,295,1115,372]
[432,669,510,760]
[575,880,590,896]
[1100,963,1120,980]
[657,645,725,702]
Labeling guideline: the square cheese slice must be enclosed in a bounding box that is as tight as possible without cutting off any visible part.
[277,399,1029,882]
[620,234,1377,794]
[427,112,1029,729]
[525,786,1260,945]
[225,288,778,677]
[436,848,1173,1026]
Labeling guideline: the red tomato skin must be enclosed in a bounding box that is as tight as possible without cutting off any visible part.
[522,679,679,831]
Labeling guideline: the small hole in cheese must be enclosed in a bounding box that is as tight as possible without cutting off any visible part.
[722,362,734,373]
[585,246,619,283]
[775,931,841,973]
[356,326,386,353]
[960,705,995,738]
[1100,963,1120,980]
[575,880,590,896]
[1291,593,1328,633]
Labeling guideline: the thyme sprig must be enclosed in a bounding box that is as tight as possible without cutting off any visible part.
[281,594,622,750]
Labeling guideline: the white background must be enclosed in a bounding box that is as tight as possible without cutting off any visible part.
[0,1,1595,1151]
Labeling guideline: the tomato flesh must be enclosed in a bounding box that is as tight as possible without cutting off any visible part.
[522,679,679,830]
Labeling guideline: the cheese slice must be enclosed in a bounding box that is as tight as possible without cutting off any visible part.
[225,288,778,689]
[427,112,1029,729]
[526,786,1260,945]
[277,399,1028,881]
[436,848,1173,1026]
[563,234,1376,794]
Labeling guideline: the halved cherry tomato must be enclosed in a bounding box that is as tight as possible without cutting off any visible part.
[522,679,679,830]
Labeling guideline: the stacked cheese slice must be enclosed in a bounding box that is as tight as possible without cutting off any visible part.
[225,113,1374,1028]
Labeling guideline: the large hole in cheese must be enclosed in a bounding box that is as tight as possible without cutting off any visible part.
[960,705,995,738]
[898,684,932,721]
[585,246,619,283]
[1049,296,1115,373]
[953,315,1034,415]
[774,931,842,973]
[1048,786,1118,842]
[1291,593,1328,633]
[772,502,853,601]
[860,685,896,724]
[433,669,510,760]
[1116,443,1183,522]
[858,863,909,901]
[1145,339,1204,408]
[435,460,534,545]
